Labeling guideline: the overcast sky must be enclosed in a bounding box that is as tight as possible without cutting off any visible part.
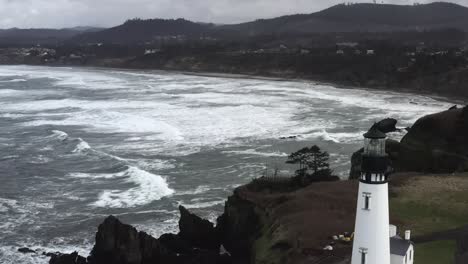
[0,0,466,29]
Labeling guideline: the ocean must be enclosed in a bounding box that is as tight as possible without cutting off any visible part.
[0,65,451,263]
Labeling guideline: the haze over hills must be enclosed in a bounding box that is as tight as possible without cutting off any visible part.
[0,2,467,45]
[0,27,103,46]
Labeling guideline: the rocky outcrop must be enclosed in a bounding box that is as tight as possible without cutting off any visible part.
[375,118,398,133]
[178,205,219,250]
[18,247,36,254]
[50,252,88,264]
[88,215,174,264]
[216,190,261,262]
[397,106,468,172]
[216,182,356,264]
[47,212,232,264]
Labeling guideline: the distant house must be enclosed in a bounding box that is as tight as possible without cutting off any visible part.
[336,49,345,55]
[337,42,359,48]
[416,45,425,53]
[300,49,310,55]
[367,50,375,55]
[144,49,160,55]
[390,226,414,264]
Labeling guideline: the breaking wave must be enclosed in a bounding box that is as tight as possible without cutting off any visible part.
[91,166,174,208]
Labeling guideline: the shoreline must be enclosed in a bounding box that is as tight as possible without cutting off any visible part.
[3,63,466,105]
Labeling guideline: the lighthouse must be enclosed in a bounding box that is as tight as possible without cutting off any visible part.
[351,125,390,264]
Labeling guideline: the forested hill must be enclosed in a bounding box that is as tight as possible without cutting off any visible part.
[2,2,468,45]
[70,19,214,45]
[220,2,468,35]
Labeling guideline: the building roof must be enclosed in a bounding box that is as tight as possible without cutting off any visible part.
[390,236,412,256]
[363,124,386,139]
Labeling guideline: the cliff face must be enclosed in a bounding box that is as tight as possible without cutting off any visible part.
[217,181,357,264]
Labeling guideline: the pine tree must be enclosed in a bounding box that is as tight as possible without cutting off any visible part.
[287,145,331,178]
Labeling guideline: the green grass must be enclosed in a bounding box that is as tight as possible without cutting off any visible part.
[389,176,468,236]
[415,240,456,264]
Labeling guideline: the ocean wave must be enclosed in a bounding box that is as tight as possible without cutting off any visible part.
[178,199,225,209]
[0,78,27,83]
[0,198,18,213]
[0,241,92,264]
[308,130,364,143]
[91,166,174,208]
[72,139,91,153]
[51,130,69,141]
[175,185,211,196]
[222,149,288,157]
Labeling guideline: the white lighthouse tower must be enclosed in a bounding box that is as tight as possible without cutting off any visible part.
[351,125,390,264]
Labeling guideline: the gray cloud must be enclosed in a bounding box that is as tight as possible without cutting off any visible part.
[0,0,466,28]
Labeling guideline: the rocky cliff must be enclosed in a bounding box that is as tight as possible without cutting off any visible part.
[350,107,468,178]
[397,106,468,172]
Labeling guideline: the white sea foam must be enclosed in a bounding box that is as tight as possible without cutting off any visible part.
[51,130,69,141]
[72,139,91,153]
[91,166,174,208]
[175,185,211,196]
[0,198,17,213]
[0,78,27,82]
[0,89,24,97]
[178,199,225,209]
[222,149,288,157]
[308,130,365,143]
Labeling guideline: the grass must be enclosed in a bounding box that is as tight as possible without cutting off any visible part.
[390,175,468,236]
[415,240,456,264]
[389,174,468,264]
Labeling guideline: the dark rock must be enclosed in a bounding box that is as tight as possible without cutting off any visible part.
[216,191,260,262]
[375,118,398,133]
[88,215,174,264]
[49,252,87,264]
[178,205,219,251]
[158,233,193,255]
[450,105,458,110]
[397,108,468,172]
[18,247,36,254]
[455,225,468,264]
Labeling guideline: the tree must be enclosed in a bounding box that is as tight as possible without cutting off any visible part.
[287,145,331,179]
[307,145,330,175]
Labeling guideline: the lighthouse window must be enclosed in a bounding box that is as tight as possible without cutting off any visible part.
[359,248,368,264]
[362,193,371,210]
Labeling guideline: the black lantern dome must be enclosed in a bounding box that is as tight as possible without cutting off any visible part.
[360,125,389,184]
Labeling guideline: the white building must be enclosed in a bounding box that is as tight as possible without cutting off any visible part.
[390,226,414,264]
[351,125,414,264]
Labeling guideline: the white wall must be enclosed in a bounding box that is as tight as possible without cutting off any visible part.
[390,244,414,264]
[351,182,390,264]
[391,253,404,264]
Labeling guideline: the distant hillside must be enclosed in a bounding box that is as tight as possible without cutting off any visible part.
[71,18,213,44]
[2,2,468,46]
[220,2,468,35]
[0,27,103,46]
